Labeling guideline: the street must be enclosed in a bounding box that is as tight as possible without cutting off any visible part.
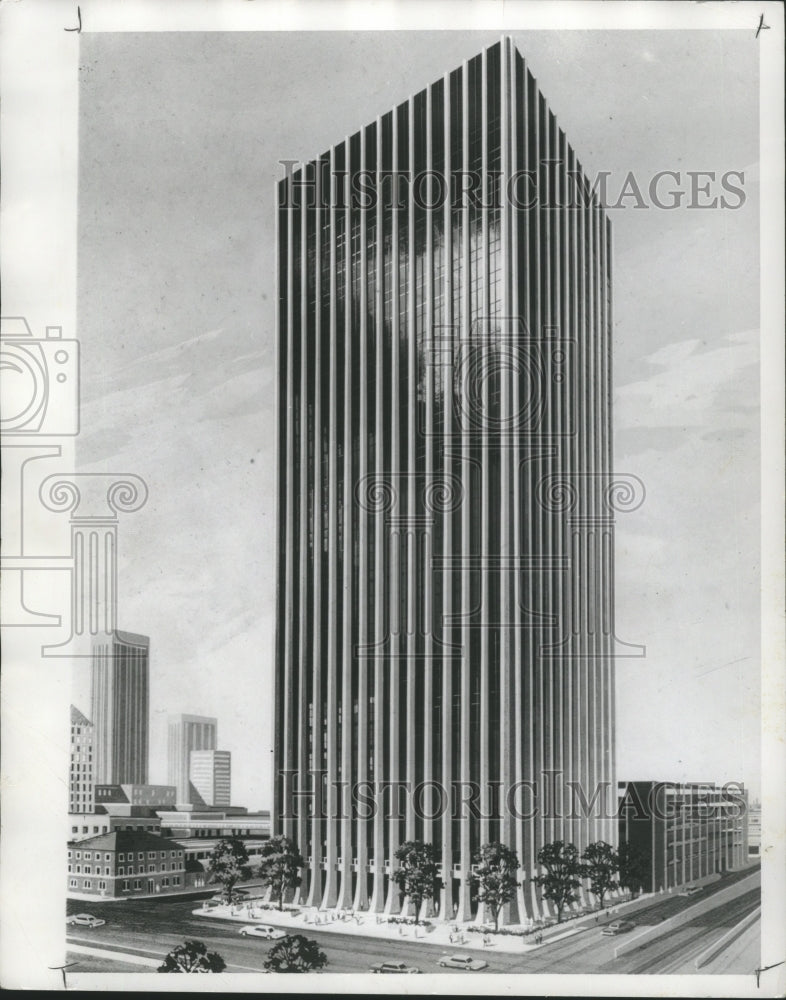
[606,889,760,974]
[66,867,760,975]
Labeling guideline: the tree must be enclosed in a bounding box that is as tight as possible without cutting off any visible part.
[532,841,583,924]
[581,841,618,910]
[391,840,440,922]
[257,834,305,911]
[157,940,226,973]
[470,842,521,932]
[206,837,252,902]
[616,840,650,899]
[263,934,328,974]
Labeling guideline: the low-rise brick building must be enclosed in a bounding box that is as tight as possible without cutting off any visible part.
[66,830,206,898]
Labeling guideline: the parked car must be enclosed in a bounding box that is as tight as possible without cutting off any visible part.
[370,960,421,974]
[66,914,105,928]
[238,925,286,940]
[601,919,635,936]
[438,954,488,970]
[679,884,703,897]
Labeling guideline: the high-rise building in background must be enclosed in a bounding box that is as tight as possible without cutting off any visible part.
[91,630,150,785]
[189,750,232,807]
[167,714,217,805]
[274,36,620,922]
[69,705,95,814]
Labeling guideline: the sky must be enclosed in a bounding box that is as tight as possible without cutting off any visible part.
[73,29,760,809]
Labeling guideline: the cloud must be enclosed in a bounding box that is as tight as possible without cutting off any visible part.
[615,328,758,435]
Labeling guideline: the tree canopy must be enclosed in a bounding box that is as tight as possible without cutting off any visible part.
[391,840,440,922]
[470,842,521,931]
[157,939,226,973]
[263,934,328,973]
[533,840,583,924]
[257,834,305,911]
[581,841,619,910]
[206,837,252,901]
[616,840,650,899]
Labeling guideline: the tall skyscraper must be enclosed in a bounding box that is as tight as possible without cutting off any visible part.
[167,714,217,805]
[69,705,95,814]
[274,37,620,923]
[189,750,232,807]
[91,630,150,785]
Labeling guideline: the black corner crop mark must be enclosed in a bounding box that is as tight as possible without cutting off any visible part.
[65,6,82,32]
[48,963,78,988]
[754,959,784,987]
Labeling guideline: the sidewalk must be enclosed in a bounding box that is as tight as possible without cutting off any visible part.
[67,886,212,904]
[67,944,160,969]
[192,901,547,956]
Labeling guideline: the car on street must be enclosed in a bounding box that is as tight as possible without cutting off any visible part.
[601,919,635,936]
[438,954,488,970]
[238,924,286,940]
[679,884,703,896]
[370,960,421,974]
[66,914,105,928]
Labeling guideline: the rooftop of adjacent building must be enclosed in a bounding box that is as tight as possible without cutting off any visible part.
[91,629,150,648]
[67,829,184,852]
[617,779,747,794]
[70,704,93,727]
[167,713,218,725]
[157,809,268,822]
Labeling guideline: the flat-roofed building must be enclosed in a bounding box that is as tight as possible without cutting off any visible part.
[618,780,749,893]
[167,714,217,806]
[189,750,231,807]
[91,631,150,785]
[95,783,177,808]
[274,35,621,922]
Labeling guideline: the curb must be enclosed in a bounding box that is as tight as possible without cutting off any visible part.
[191,905,541,956]
[67,944,161,969]
[613,870,761,959]
[694,907,760,969]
